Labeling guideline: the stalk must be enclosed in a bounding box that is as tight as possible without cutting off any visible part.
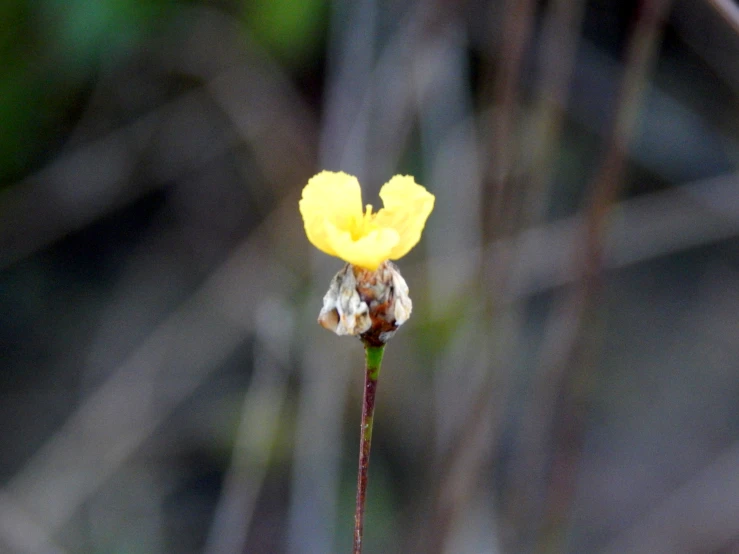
[352,343,385,554]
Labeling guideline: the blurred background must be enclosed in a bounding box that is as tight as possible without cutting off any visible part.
[1,0,738,553]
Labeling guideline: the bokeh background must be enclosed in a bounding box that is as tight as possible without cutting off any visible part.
[2,0,739,553]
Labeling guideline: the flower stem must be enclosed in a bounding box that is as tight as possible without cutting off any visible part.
[353,343,385,554]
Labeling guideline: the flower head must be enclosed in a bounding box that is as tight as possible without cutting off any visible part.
[317,261,412,344]
[299,171,435,270]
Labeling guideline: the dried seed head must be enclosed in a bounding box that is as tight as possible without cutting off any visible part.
[317,261,412,345]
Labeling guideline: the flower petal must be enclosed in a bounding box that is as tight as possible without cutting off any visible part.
[299,171,364,256]
[324,220,400,270]
[375,175,435,260]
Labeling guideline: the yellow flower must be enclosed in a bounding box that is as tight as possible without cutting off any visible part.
[299,171,435,270]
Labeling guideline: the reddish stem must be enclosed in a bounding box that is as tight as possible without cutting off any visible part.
[353,344,384,554]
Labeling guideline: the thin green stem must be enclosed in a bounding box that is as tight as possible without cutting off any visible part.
[353,343,385,554]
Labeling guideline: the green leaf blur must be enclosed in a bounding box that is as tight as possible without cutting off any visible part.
[242,0,327,67]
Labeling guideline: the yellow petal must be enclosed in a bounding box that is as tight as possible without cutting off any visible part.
[324,220,400,270]
[375,175,435,260]
[299,171,363,257]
